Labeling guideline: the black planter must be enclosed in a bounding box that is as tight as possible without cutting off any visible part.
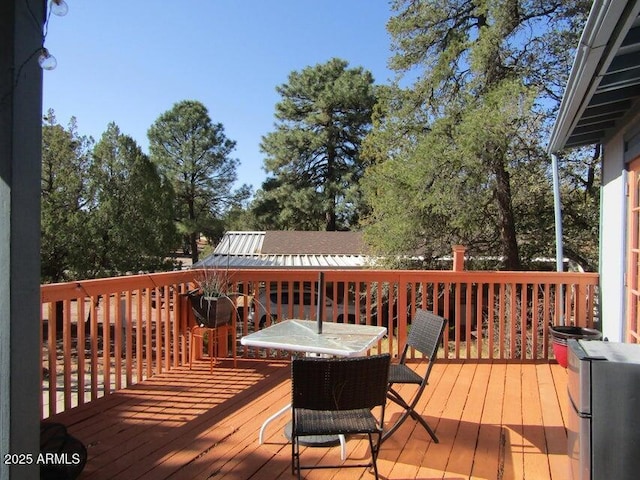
[549,325,601,367]
[188,293,234,328]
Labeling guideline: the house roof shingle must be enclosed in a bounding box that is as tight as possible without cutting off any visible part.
[261,230,365,255]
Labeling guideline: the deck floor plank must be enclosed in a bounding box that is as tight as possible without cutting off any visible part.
[521,362,551,480]
[447,362,489,476]
[501,363,524,480]
[48,360,568,480]
[413,362,465,478]
[537,364,569,480]
[470,362,506,480]
[382,360,441,480]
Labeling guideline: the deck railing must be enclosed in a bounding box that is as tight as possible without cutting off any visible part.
[40,268,598,418]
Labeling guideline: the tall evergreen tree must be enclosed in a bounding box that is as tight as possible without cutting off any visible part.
[148,100,248,262]
[41,110,93,282]
[362,0,593,269]
[256,58,376,231]
[86,123,177,276]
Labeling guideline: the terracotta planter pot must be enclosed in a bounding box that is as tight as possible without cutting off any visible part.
[188,293,234,328]
[549,325,601,367]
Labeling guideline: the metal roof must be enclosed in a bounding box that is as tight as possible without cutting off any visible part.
[196,253,372,269]
[197,231,373,269]
[213,231,264,256]
[548,0,640,152]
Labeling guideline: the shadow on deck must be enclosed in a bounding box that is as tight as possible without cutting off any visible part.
[48,360,569,480]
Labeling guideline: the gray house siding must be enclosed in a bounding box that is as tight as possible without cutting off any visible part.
[1,1,44,478]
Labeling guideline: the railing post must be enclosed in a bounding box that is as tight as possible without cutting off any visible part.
[397,272,408,359]
[452,245,466,271]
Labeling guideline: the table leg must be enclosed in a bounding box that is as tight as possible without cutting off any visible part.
[259,403,291,444]
[258,404,347,460]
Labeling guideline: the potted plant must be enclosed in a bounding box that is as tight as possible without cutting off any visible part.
[188,267,236,329]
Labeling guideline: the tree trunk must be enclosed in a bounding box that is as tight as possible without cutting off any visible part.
[190,232,199,264]
[325,204,336,231]
[325,143,337,231]
[493,157,521,270]
[188,198,199,263]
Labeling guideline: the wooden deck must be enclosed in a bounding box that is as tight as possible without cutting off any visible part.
[48,359,569,480]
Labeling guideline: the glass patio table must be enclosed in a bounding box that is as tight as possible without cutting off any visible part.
[241,319,387,456]
[241,318,386,357]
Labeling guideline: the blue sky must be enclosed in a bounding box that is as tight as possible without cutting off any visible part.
[42,1,397,193]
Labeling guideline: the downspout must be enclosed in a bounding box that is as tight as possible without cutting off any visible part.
[551,153,565,325]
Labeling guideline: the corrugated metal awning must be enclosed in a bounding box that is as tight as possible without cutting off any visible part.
[213,231,264,255]
[195,253,372,269]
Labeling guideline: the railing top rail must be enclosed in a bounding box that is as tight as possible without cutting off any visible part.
[191,267,598,277]
[41,270,196,302]
[41,268,598,303]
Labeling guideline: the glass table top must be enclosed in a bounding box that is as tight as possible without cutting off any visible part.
[240,319,387,357]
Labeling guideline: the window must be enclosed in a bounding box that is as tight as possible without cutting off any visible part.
[626,157,640,342]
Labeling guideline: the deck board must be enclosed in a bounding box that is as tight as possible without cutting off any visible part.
[521,363,549,479]
[48,360,568,480]
[471,362,505,480]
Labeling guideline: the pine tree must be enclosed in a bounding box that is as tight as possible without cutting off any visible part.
[362,0,593,269]
[256,58,376,231]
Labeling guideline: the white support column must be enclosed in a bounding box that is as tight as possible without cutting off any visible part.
[551,154,565,326]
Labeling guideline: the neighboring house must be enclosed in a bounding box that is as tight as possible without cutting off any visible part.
[195,230,373,269]
[195,231,373,326]
[548,0,640,342]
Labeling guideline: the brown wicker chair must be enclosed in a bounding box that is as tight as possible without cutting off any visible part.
[383,308,447,443]
[291,354,390,480]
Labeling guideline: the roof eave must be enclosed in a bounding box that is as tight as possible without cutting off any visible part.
[547,0,640,153]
